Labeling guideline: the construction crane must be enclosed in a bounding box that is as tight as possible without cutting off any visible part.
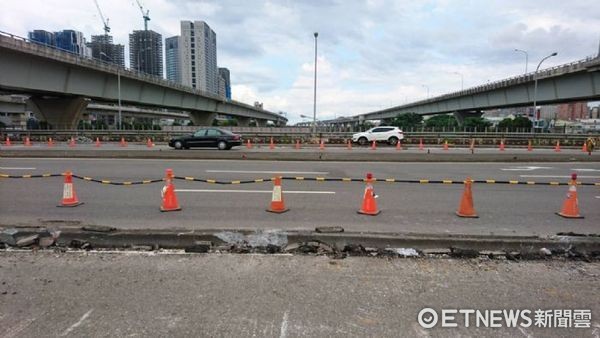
[135,0,151,31]
[93,0,110,35]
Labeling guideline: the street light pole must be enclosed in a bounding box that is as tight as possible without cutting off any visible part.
[532,52,557,129]
[452,72,463,91]
[514,49,528,73]
[101,52,122,130]
[422,84,429,99]
[312,32,318,136]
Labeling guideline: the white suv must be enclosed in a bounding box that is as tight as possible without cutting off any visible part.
[352,126,404,146]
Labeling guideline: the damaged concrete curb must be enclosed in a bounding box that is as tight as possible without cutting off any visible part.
[1,226,599,260]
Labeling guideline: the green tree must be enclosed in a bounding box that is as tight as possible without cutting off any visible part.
[498,118,513,130]
[463,117,492,130]
[391,113,423,129]
[512,116,532,130]
[498,117,532,131]
[425,115,458,129]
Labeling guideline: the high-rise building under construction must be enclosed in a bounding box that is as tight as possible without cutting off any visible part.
[129,30,163,76]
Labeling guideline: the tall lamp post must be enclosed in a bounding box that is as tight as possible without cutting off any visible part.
[532,52,557,129]
[514,48,528,73]
[422,84,430,99]
[452,72,464,91]
[312,32,318,136]
[100,52,122,130]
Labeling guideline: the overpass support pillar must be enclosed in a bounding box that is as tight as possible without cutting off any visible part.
[237,117,251,127]
[256,119,268,127]
[190,111,217,126]
[27,96,87,129]
[453,111,484,126]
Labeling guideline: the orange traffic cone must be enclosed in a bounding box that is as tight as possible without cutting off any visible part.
[295,139,301,150]
[120,137,127,147]
[396,139,402,150]
[443,140,449,150]
[371,140,377,150]
[419,138,424,151]
[24,137,32,146]
[347,139,352,150]
[554,140,561,152]
[57,171,83,207]
[269,137,275,150]
[246,139,253,149]
[556,173,583,218]
[146,138,154,148]
[160,168,181,212]
[319,139,325,150]
[527,140,533,152]
[4,136,11,146]
[95,137,101,147]
[499,139,505,151]
[48,138,54,147]
[582,142,588,153]
[68,137,76,147]
[358,173,380,215]
[456,177,478,218]
[266,176,288,213]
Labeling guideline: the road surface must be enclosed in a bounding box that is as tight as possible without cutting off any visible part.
[0,251,598,337]
[1,158,598,236]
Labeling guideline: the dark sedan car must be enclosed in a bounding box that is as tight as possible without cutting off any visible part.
[168,128,242,150]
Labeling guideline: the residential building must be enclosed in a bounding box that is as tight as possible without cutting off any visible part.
[165,36,181,83]
[129,30,163,77]
[218,67,231,99]
[87,35,125,67]
[179,20,218,94]
[557,102,589,120]
[55,30,89,57]
[28,30,55,46]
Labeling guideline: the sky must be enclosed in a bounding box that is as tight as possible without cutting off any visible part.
[2,0,599,123]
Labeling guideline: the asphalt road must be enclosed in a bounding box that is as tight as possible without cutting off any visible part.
[1,158,599,236]
[1,251,599,337]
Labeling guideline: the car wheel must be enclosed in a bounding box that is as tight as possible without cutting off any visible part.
[174,141,183,150]
[217,141,228,150]
[388,137,398,145]
[358,137,368,146]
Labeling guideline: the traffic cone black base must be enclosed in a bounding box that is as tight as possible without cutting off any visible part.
[57,202,84,208]
[266,208,289,214]
[357,210,381,216]
[555,212,583,219]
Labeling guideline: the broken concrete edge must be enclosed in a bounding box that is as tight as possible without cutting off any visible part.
[1,226,599,260]
[1,150,599,162]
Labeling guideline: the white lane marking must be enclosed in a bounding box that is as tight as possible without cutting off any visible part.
[595,196,600,199]
[501,166,553,171]
[0,167,37,170]
[205,170,329,175]
[279,311,289,338]
[572,168,600,172]
[61,309,93,336]
[176,189,335,194]
[520,175,600,178]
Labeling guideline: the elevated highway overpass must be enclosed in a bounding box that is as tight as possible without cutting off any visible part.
[324,55,600,127]
[0,32,286,129]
